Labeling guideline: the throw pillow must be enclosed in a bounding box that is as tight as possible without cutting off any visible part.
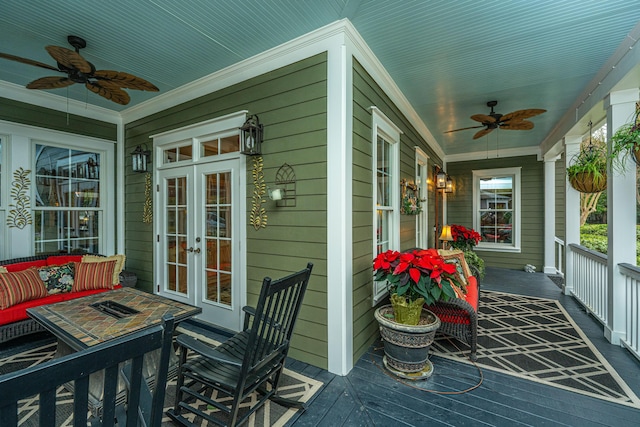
[0,266,7,273]
[72,260,117,292]
[0,268,48,309]
[38,263,75,294]
[81,254,126,286]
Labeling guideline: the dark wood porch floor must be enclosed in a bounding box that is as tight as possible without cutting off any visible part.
[286,267,640,427]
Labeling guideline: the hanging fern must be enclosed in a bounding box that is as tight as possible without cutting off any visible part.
[7,167,32,229]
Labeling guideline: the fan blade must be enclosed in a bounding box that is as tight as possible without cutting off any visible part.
[501,120,534,130]
[45,46,92,74]
[93,70,159,91]
[0,52,60,71]
[444,125,485,134]
[86,81,130,105]
[501,109,546,122]
[473,128,494,140]
[470,114,496,124]
[26,76,75,89]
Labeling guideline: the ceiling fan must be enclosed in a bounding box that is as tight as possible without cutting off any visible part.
[0,35,158,105]
[445,100,546,140]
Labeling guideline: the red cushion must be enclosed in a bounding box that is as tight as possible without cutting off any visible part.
[428,276,478,326]
[0,284,122,326]
[4,260,48,272]
[464,276,478,311]
[47,255,83,266]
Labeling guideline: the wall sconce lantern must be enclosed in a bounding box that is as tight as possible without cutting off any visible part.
[87,155,99,179]
[131,145,151,173]
[445,175,454,193]
[240,115,263,156]
[435,169,447,189]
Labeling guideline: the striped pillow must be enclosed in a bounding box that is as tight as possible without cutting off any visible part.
[72,260,117,292]
[81,254,126,286]
[0,267,48,309]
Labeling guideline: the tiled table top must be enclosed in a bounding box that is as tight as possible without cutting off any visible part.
[28,287,201,350]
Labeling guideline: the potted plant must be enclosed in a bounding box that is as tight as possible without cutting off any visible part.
[566,144,607,193]
[609,111,640,173]
[449,224,485,279]
[372,248,464,378]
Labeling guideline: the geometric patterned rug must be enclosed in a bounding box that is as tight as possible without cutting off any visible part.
[0,327,323,426]
[431,291,640,408]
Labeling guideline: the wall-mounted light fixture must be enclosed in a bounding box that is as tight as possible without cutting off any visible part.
[240,114,263,156]
[268,187,285,201]
[87,155,99,179]
[436,169,447,189]
[434,165,454,246]
[131,144,151,173]
[445,175,454,193]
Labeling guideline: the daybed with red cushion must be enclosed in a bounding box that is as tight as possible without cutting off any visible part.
[0,253,123,344]
[428,249,480,361]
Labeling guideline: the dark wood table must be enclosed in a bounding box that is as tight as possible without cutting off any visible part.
[27,287,201,417]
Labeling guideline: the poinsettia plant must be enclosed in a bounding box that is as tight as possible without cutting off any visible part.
[373,248,463,306]
[450,224,482,251]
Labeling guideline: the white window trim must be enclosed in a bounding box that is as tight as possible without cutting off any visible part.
[472,167,521,253]
[371,107,402,305]
[0,120,115,257]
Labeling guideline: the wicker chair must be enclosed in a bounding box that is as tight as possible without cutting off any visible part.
[429,250,480,361]
[401,248,480,361]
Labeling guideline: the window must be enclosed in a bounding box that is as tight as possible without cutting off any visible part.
[473,167,521,252]
[33,144,104,254]
[371,107,402,304]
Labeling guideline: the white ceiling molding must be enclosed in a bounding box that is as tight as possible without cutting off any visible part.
[0,80,121,124]
[446,145,540,163]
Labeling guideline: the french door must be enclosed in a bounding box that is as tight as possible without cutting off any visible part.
[157,159,243,331]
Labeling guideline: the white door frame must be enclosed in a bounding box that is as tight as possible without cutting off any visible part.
[415,147,430,248]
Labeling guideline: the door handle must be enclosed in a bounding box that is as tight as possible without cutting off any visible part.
[187,247,201,254]
[194,248,201,254]
[187,247,194,253]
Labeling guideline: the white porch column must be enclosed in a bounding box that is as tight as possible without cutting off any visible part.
[326,39,353,375]
[604,89,638,345]
[543,156,558,274]
[564,136,582,295]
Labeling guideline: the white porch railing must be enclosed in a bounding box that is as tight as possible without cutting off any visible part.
[568,243,608,325]
[619,263,640,362]
[554,237,564,276]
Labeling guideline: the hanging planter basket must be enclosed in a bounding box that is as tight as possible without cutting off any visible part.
[568,171,607,193]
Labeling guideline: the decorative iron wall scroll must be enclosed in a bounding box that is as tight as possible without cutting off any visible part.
[8,167,33,228]
[250,156,267,230]
[142,172,153,224]
[275,163,296,207]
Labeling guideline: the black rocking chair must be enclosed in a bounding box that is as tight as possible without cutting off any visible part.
[0,315,175,427]
[166,263,313,427]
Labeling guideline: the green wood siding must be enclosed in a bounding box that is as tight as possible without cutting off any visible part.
[351,60,442,364]
[0,97,116,141]
[447,155,545,271]
[124,53,329,369]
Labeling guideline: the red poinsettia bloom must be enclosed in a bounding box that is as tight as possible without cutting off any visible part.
[450,224,481,251]
[372,248,463,305]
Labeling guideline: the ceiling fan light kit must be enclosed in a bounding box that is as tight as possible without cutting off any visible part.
[0,35,159,105]
[445,100,546,139]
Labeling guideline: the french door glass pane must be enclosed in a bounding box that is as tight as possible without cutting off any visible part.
[166,176,188,295]
[204,171,232,307]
